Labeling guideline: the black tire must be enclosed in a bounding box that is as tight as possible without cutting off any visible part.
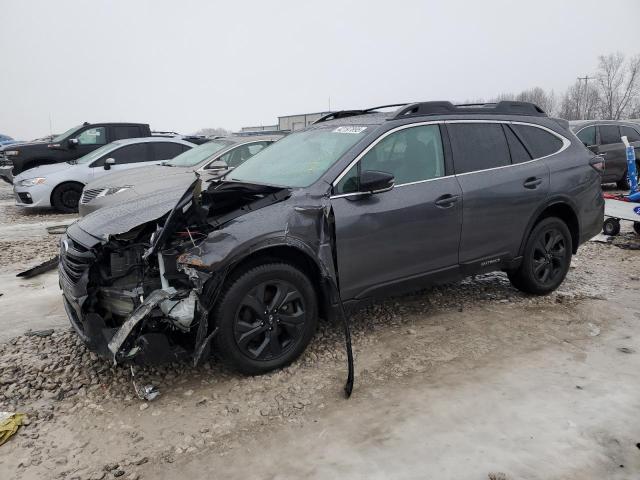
[51,182,83,213]
[212,262,318,375]
[603,218,621,236]
[507,217,572,295]
[633,222,640,235]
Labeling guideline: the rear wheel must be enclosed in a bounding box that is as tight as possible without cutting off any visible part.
[212,262,318,375]
[633,222,640,235]
[603,218,621,236]
[51,182,83,213]
[508,217,572,295]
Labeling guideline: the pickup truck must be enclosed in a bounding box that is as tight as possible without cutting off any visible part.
[0,122,151,183]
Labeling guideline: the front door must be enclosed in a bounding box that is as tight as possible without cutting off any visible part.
[331,124,462,300]
[72,126,109,160]
[89,143,150,180]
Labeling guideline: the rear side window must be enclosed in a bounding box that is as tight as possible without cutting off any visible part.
[599,125,621,145]
[504,125,531,164]
[621,126,640,143]
[512,125,563,158]
[108,143,148,165]
[576,126,596,146]
[448,123,510,174]
[151,142,189,161]
[113,126,142,140]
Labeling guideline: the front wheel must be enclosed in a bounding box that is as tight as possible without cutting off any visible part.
[212,262,318,375]
[508,217,572,295]
[51,182,83,213]
[634,222,640,235]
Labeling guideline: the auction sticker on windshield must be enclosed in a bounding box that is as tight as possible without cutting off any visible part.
[333,126,367,134]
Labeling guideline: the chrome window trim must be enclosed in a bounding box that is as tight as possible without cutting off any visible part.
[330,119,571,198]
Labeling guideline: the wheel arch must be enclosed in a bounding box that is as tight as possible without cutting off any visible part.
[520,198,580,255]
[50,180,85,207]
[221,243,334,321]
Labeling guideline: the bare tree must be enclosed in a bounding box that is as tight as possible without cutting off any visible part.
[596,52,640,119]
[516,87,557,115]
[558,80,600,120]
[192,127,232,137]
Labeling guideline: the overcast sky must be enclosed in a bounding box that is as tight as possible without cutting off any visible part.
[1,0,639,139]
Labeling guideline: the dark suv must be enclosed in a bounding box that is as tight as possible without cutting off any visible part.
[58,101,604,376]
[0,122,151,183]
[570,120,640,189]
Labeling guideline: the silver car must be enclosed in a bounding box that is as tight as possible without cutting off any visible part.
[13,137,196,212]
[78,134,282,216]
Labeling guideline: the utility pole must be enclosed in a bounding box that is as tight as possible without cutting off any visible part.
[576,75,593,119]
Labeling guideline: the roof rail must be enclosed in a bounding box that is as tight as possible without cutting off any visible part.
[390,101,547,119]
[313,103,410,124]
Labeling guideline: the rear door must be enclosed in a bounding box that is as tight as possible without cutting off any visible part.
[447,121,553,268]
[331,123,462,300]
[597,124,626,181]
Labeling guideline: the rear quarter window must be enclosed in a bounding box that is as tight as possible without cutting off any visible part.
[621,126,640,143]
[512,124,563,159]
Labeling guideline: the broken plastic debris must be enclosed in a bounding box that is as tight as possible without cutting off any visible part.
[16,256,59,278]
[0,412,25,446]
[130,366,160,402]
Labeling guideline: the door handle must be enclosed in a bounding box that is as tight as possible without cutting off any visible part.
[434,194,459,208]
[523,177,543,189]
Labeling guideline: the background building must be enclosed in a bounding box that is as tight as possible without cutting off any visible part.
[241,111,331,133]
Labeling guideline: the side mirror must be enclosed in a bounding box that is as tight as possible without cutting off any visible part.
[206,160,228,170]
[359,170,394,194]
[68,138,79,148]
[104,158,116,170]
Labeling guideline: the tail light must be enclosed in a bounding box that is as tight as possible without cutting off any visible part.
[589,155,605,174]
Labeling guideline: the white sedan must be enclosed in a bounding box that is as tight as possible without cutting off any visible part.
[12,136,196,212]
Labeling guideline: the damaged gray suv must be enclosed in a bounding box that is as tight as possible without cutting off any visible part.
[59,101,604,376]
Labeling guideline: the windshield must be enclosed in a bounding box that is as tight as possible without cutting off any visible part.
[52,125,83,143]
[166,140,232,167]
[229,126,369,187]
[74,142,121,164]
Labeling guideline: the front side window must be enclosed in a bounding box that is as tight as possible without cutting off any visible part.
[77,127,106,145]
[576,126,596,146]
[230,127,369,188]
[334,125,445,194]
[599,125,621,145]
[99,143,148,166]
[448,123,510,174]
[621,126,640,143]
[512,124,563,158]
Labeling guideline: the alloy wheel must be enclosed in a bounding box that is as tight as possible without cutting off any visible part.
[233,280,306,361]
[531,227,567,286]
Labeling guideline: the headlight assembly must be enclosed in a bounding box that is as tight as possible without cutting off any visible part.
[17,177,46,187]
[3,150,19,156]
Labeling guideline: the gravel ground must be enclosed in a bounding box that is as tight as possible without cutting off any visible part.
[1,181,640,479]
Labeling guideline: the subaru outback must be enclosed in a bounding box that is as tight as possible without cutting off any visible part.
[58,101,604,379]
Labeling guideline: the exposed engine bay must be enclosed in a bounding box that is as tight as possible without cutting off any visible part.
[61,180,293,364]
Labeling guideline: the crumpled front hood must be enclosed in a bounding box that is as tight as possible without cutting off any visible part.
[75,187,186,239]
